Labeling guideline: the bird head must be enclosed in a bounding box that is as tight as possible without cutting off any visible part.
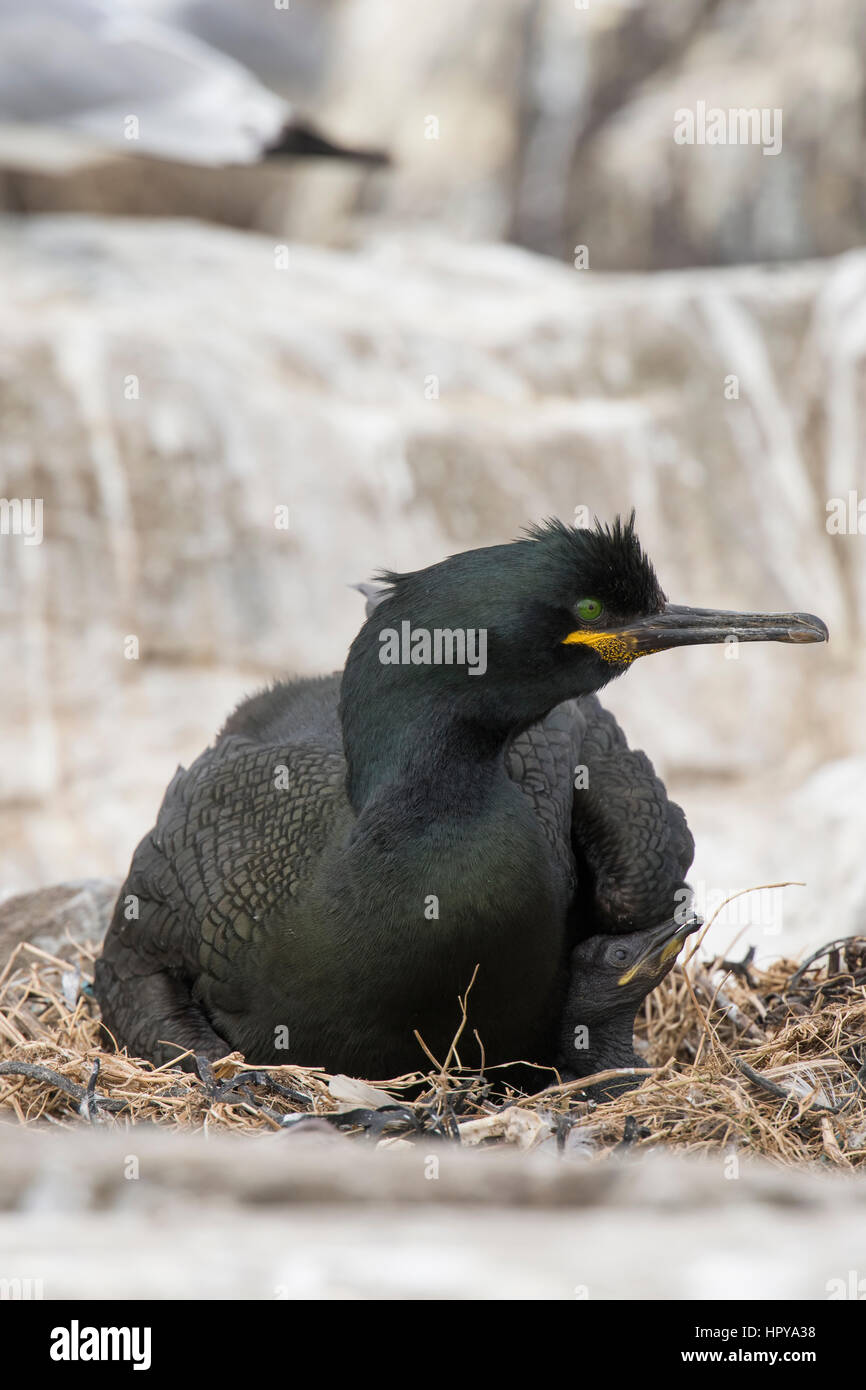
[347,512,829,739]
[566,913,703,1021]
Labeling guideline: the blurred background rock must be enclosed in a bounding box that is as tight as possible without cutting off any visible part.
[1,0,865,960]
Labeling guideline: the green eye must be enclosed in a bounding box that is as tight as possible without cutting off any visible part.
[575,597,603,623]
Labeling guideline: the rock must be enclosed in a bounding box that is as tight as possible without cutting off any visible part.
[0,879,117,971]
[281,0,866,268]
[0,1125,863,1298]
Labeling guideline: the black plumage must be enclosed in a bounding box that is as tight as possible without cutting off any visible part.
[94,515,828,1084]
[556,913,702,1099]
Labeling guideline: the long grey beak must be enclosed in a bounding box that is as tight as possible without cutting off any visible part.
[609,604,829,657]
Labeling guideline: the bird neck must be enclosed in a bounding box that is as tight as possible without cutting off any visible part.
[341,682,509,817]
[339,623,522,817]
[568,1008,643,1081]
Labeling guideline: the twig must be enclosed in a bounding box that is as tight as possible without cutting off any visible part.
[413,1030,443,1072]
[692,969,766,1043]
[441,964,480,1075]
[789,937,863,988]
[520,1065,654,1104]
[0,1060,126,1114]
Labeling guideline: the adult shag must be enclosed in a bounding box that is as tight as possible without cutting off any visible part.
[94,516,827,1084]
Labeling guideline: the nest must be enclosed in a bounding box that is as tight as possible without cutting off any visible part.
[1,918,865,1169]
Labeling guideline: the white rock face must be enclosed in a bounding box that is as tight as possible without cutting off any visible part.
[283,0,866,267]
[0,215,863,952]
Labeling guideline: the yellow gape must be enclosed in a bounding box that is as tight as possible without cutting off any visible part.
[617,934,683,987]
[562,629,654,665]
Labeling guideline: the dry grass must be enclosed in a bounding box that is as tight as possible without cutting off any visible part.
[1,924,864,1169]
[583,937,866,1169]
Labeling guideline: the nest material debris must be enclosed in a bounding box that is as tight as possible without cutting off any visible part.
[1,928,864,1169]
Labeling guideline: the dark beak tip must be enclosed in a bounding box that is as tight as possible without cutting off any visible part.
[672,915,702,948]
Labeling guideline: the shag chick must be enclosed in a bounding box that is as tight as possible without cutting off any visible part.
[556,914,702,1100]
